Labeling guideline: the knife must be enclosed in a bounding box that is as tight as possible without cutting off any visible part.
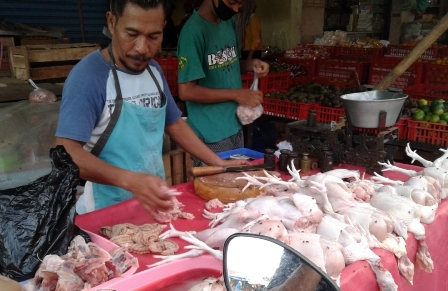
[190,164,270,177]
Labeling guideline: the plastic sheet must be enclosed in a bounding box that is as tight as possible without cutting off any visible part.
[0,146,81,282]
[0,100,59,190]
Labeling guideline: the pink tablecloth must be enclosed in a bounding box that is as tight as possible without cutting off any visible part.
[75,162,448,291]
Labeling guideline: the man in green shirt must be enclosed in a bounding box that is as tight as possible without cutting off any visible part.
[177,0,269,166]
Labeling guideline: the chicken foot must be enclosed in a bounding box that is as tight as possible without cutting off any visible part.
[416,239,434,273]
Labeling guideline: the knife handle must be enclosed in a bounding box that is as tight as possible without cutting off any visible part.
[190,166,226,177]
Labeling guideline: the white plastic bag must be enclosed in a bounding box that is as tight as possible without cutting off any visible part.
[28,79,57,103]
[236,74,264,125]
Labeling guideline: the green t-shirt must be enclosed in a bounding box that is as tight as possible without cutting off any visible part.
[177,11,242,143]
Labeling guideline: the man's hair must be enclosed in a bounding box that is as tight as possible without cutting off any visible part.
[110,0,170,19]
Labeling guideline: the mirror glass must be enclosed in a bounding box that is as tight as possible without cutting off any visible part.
[224,235,340,291]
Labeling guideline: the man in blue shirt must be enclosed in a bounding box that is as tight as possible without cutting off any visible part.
[56,0,248,216]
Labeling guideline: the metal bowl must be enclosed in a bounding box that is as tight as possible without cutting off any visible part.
[340,91,408,128]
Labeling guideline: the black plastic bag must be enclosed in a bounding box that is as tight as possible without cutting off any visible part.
[0,146,80,281]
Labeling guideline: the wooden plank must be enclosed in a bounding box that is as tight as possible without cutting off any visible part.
[29,65,75,80]
[184,152,194,182]
[172,149,185,185]
[9,47,29,80]
[27,45,99,62]
[163,154,172,187]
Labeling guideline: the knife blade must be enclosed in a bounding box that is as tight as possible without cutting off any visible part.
[190,164,268,177]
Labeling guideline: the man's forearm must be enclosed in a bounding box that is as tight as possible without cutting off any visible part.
[165,119,223,166]
[178,82,239,104]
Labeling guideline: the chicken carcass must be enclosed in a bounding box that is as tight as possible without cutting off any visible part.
[288,232,346,285]
[378,185,438,224]
[317,214,399,291]
[370,191,434,273]
[405,143,448,170]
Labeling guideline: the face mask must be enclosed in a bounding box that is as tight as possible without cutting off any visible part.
[212,0,237,21]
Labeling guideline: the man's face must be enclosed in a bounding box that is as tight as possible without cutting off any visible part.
[107,3,165,72]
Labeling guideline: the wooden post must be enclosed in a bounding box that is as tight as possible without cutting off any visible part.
[375,13,448,91]
[163,154,172,187]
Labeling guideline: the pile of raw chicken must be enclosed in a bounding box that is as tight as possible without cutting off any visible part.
[153,144,448,291]
[23,236,138,291]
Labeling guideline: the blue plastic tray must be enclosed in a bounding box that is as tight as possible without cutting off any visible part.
[217,148,264,160]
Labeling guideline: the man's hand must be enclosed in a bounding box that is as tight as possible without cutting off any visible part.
[252,59,269,78]
[125,172,174,217]
[235,89,263,107]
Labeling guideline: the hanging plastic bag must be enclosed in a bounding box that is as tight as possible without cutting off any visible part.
[0,146,81,282]
[28,79,57,103]
[236,74,264,125]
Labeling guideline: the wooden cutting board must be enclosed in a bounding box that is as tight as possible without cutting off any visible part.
[194,170,280,203]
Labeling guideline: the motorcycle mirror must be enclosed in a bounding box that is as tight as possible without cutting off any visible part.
[223,233,340,291]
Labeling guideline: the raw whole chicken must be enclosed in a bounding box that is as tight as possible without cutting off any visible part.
[288,232,346,284]
[405,143,448,170]
[370,191,434,273]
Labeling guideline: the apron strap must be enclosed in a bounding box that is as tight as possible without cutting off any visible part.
[90,44,166,157]
[91,44,124,157]
[146,66,167,107]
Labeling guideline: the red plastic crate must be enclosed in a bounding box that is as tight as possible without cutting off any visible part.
[154,57,178,96]
[334,46,384,60]
[241,73,255,89]
[403,84,448,102]
[278,57,316,78]
[315,59,370,84]
[368,57,423,89]
[385,45,448,60]
[260,71,291,94]
[423,63,448,86]
[314,105,345,123]
[304,44,335,56]
[290,76,316,86]
[354,118,409,140]
[263,98,316,120]
[407,120,448,147]
[313,76,358,90]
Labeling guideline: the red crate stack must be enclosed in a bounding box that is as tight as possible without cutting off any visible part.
[315,59,370,84]
[260,71,291,94]
[385,45,448,60]
[423,63,448,87]
[263,98,316,120]
[278,57,316,84]
[154,57,178,96]
[334,46,384,60]
[407,120,448,147]
[314,105,346,123]
[241,73,255,89]
[403,84,448,102]
[368,58,423,89]
[312,77,358,90]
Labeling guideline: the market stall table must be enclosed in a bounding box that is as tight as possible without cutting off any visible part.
[75,161,448,291]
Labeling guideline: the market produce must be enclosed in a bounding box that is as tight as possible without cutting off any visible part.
[267,59,308,77]
[100,223,179,255]
[265,83,328,104]
[284,44,332,59]
[23,236,138,291]
[412,98,448,124]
